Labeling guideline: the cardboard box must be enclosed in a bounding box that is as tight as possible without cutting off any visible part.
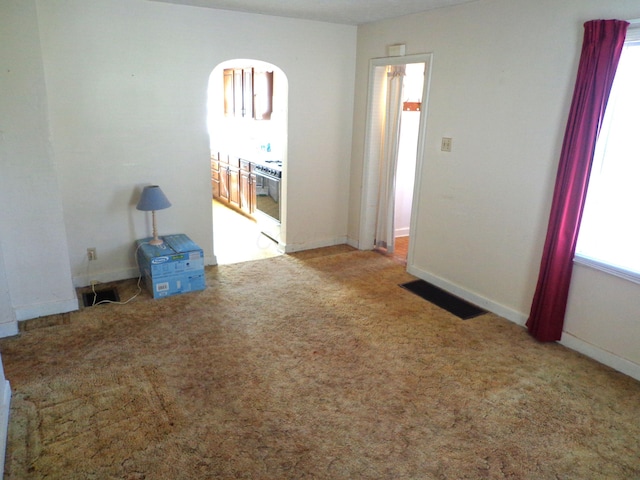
[136,234,205,299]
[145,271,206,299]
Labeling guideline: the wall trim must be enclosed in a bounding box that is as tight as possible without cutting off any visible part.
[14,298,79,322]
[74,255,217,287]
[346,237,359,249]
[73,267,140,289]
[0,322,18,339]
[284,235,349,253]
[0,356,10,476]
[0,379,9,476]
[406,264,527,325]
[405,264,640,382]
[560,333,640,382]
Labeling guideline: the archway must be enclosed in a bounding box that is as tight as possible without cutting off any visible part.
[207,60,288,264]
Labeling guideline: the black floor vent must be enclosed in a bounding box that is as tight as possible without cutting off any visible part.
[82,287,119,307]
[400,280,486,320]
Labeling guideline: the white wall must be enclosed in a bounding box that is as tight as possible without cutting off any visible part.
[563,264,640,377]
[349,0,640,379]
[0,0,78,325]
[34,0,356,288]
[0,245,16,337]
[0,354,10,477]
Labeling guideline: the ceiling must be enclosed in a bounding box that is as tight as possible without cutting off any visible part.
[148,0,478,25]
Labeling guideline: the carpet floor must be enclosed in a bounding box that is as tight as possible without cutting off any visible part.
[0,246,639,479]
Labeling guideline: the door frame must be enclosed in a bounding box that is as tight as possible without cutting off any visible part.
[358,53,433,266]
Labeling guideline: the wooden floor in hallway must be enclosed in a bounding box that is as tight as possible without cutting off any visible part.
[392,236,409,264]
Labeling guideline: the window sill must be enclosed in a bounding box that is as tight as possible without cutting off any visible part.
[573,255,640,286]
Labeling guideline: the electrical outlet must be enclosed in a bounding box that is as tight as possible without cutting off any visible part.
[441,137,452,152]
[87,248,97,261]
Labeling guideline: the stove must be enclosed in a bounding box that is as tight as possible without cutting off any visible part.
[253,159,282,179]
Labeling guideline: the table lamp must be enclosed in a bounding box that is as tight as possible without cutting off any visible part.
[136,185,171,246]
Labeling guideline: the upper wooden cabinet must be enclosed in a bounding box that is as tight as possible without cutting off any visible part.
[242,68,254,119]
[253,70,273,121]
[224,68,272,120]
[223,69,234,117]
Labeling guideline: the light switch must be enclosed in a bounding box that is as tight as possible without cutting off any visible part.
[441,137,452,152]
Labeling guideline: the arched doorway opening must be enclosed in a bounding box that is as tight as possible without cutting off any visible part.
[207,60,288,264]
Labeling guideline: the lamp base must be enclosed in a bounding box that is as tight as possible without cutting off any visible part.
[148,210,164,245]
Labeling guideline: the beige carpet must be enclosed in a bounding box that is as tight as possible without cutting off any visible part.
[1,246,639,479]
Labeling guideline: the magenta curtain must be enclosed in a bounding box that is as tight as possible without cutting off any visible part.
[526,20,629,342]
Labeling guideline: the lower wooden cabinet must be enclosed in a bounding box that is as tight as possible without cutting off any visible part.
[239,167,256,214]
[215,153,229,202]
[228,166,240,208]
[211,157,220,198]
[212,155,256,216]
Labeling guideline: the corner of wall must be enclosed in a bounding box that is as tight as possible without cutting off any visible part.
[0,322,18,339]
[0,355,11,476]
[14,298,78,323]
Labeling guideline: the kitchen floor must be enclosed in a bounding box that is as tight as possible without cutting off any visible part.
[212,200,282,265]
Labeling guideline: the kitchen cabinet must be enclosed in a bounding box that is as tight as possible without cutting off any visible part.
[239,159,256,214]
[242,68,254,119]
[217,154,229,202]
[210,153,220,198]
[223,70,234,117]
[226,156,241,209]
[233,69,243,117]
[224,68,252,118]
[253,70,273,121]
[223,67,272,120]
[217,154,240,208]
[212,154,257,217]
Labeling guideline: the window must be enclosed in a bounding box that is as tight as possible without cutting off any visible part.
[575,26,640,282]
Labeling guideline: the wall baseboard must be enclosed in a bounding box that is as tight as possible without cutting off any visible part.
[406,264,527,325]
[74,254,217,286]
[14,298,78,323]
[406,264,640,382]
[284,236,349,253]
[73,267,140,289]
[0,322,18,339]
[346,237,359,249]
[0,357,11,476]
[560,333,640,382]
